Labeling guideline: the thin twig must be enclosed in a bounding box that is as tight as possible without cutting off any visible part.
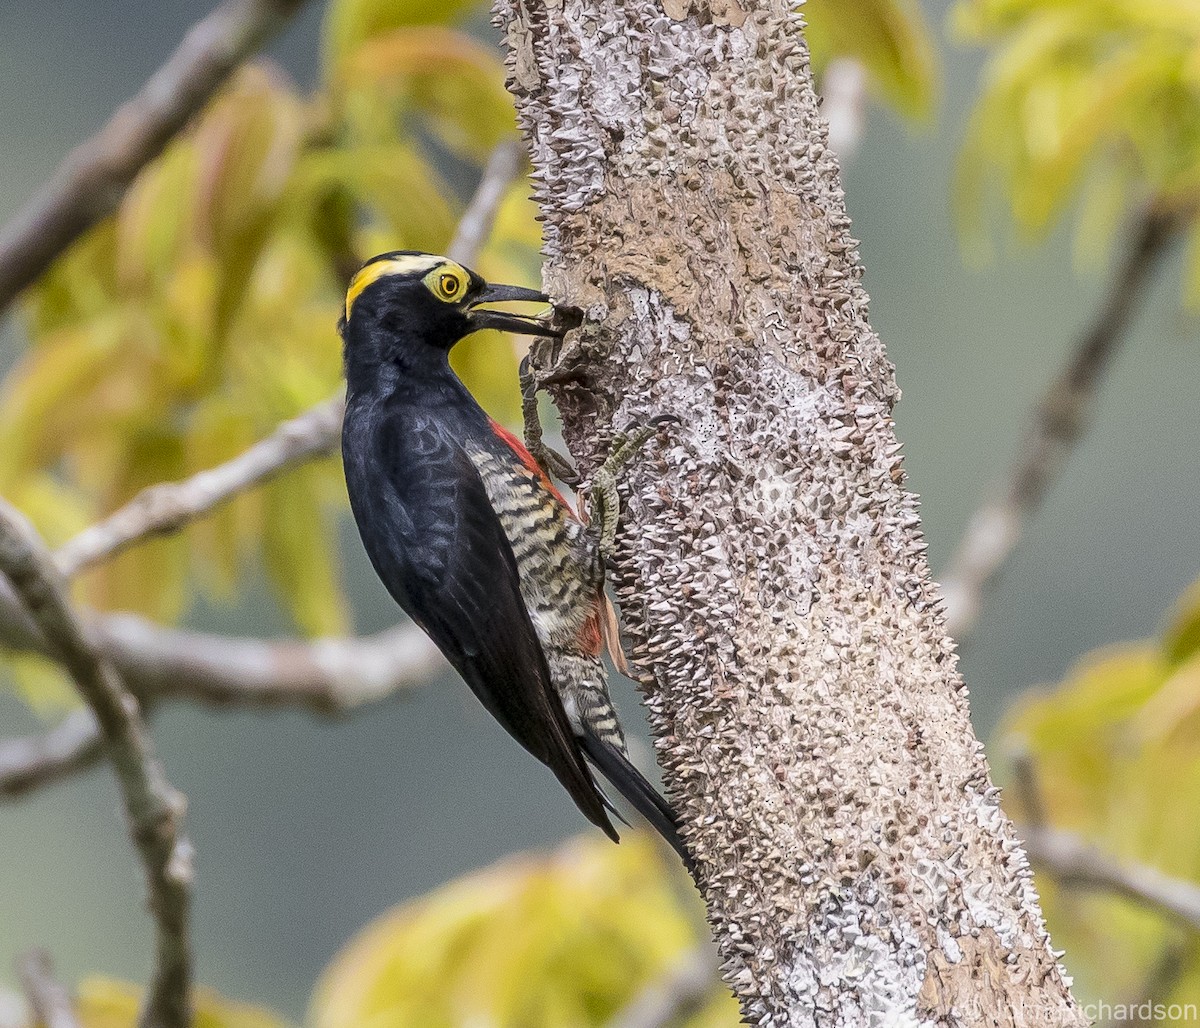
[941,209,1183,640]
[0,0,309,314]
[0,709,103,800]
[0,618,442,799]
[16,950,79,1028]
[1021,824,1200,935]
[448,138,525,263]
[55,395,345,578]
[0,501,192,1028]
[608,946,720,1028]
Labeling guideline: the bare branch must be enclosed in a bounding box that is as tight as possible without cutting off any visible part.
[55,396,345,578]
[100,617,441,711]
[0,501,192,1028]
[0,709,102,800]
[448,139,525,265]
[941,209,1183,640]
[1022,824,1200,935]
[608,946,720,1028]
[0,0,309,314]
[0,610,442,799]
[16,951,79,1028]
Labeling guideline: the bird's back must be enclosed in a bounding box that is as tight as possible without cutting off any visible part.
[342,382,620,836]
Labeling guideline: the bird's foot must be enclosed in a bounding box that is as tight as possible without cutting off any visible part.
[584,415,679,566]
[520,351,580,486]
[518,307,596,485]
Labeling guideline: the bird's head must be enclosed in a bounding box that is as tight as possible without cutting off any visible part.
[339,251,562,382]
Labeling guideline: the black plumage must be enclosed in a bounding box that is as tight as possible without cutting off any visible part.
[339,251,689,864]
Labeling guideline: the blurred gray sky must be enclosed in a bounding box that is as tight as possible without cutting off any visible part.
[1,0,1199,1020]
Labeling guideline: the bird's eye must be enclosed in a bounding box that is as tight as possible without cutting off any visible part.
[427,267,467,304]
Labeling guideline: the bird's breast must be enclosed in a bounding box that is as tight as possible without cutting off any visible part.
[467,441,598,650]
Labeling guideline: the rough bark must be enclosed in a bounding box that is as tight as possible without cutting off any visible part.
[494,0,1087,1024]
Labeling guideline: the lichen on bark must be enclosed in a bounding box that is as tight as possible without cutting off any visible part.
[494,0,1089,1023]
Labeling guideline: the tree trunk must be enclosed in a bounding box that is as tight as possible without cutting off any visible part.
[494,0,1088,1024]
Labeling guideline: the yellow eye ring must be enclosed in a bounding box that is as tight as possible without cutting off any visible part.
[425,266,468,304]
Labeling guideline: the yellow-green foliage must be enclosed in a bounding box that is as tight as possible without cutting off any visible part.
[310,833,737,1028]
[998,577,1200,1007]
[805,0,940,121]
[10,838,731,1028]
[954,0,1200,288]
[73,978,295,1028]
[0,0,538,673]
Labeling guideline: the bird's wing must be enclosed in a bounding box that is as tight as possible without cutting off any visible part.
[368,407,617,840]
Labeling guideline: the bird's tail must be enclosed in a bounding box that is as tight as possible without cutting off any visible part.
[577,724,695,875]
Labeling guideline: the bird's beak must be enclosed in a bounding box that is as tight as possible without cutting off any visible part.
[468,283,564,337]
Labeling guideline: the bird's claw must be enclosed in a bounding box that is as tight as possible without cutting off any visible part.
[520,352,581,486]
[540,445,582,486]
[587,415,677,566]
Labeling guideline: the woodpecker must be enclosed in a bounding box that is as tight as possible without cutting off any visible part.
[338,251,688,864]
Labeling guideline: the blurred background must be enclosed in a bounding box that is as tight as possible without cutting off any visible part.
[1,0,1199,1024]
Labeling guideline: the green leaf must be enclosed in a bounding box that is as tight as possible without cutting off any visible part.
[953,0,1200,277]
[1129,654,1200,751]
[1002,643,1166,826]
[0,651,77,712]
[24,221,121,336]
[158,253,222,394]
[1072,164,1134,272]
[0,316,129,488]
[114,137,199,297]
[996,573,1200,1007]
[335,27,516,161]
[806,0,940,121]
[76,977,294,1028]
[294,144,457,254]
[3,475,91,550]
[81,430,191,623]
[321,0,478,78]
[262,466,348,637]
[186,398,263,598]
[191,66,305,263]
[1165,578,1200,666]
[311,835,735,1028]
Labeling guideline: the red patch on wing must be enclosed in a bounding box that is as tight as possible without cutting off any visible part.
[577,602,604,657]
[488,419,574,511]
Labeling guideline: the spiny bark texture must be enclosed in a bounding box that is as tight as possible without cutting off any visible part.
[495,0,1087,1024]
